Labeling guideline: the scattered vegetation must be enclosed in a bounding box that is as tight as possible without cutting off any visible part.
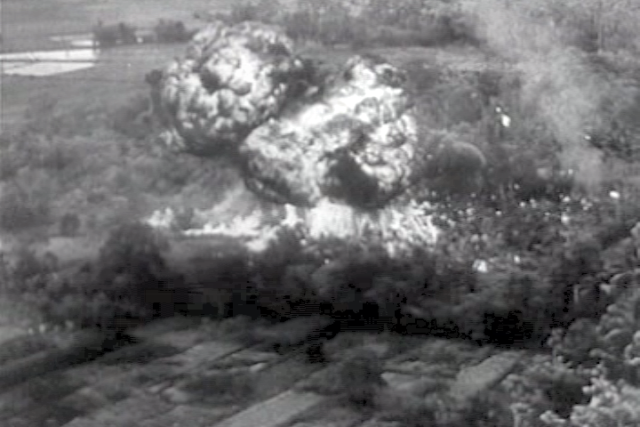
[0,222,178,333]
[2,0,640,425]
[153,19,193,43]
[92,18,194,48]
[93,21,138,48]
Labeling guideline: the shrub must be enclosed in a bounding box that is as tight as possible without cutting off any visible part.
[22,95,105,138]
[338,349,386,407]
[501,355,592,424]
[228,2,263,24]
[153,19,191,43]
[506,245,640,426]
[59,213,81,237]
[563,376,640,427]
[0,222,181,332]
[0,184,51,232]
[93,22,138,48]
[417,138,488,197]
[110,94,155,140]
[95,222,169,283]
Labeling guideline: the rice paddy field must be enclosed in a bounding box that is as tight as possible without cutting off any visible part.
[0,0,235,132]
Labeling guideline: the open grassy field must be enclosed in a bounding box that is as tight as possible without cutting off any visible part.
[1,43,185,131]
[0,0,237,131]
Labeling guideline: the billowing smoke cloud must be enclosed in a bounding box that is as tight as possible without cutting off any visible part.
[153,22,421,208]
[151,21,311,156]
[239,54,418,208]
[462,0,609,189]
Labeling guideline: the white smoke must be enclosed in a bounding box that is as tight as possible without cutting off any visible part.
[463,0,610,190]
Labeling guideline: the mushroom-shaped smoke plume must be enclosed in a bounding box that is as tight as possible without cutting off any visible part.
[151,21,312,156]
[239,54,419,208]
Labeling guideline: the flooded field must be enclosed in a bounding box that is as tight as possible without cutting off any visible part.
[49,34,96,48]
[0,42,184,133]
[0,0,224,130]
[1,45,97,77]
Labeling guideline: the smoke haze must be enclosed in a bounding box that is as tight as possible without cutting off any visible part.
[464,0,610,189]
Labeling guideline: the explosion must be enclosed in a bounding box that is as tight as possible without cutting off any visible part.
[240,54,418,208]
[151,21,311,156]
[146,197,440,259]
[148,20,439,257]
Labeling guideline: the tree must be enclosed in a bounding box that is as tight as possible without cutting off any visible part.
[92,222,174,322]
[542,0,640,52]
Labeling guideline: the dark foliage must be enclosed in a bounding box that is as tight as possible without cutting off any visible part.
[93,21,138,48]
[0,222,183,332]
[59,213,81,237]
[0,184,51,232]
[110,94,156,140]
[153,19,191,43]
[92,222,177,324]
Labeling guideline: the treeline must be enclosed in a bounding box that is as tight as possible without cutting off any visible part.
[213,0,640,53]
[92,19,195,48]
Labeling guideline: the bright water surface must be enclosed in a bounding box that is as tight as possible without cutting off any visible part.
[0,35,97,77]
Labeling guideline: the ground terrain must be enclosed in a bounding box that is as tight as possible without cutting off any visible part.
[1,0,234,131]
[1,0,229,52]
[0,4,533,423]
[0,0,512,132]
[0,315,523,427]
[0,2,527,424]
[3,2,640,426]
